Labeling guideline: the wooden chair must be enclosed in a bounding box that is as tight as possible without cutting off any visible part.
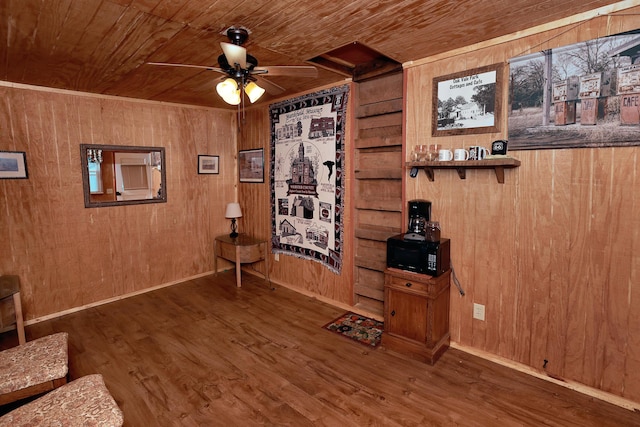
[0,275,26,345]
[0,332,69,405]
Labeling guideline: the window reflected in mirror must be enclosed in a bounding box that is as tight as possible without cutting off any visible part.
[80,144,166,208]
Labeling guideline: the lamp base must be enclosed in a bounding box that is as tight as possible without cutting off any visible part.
[229,218,238,238]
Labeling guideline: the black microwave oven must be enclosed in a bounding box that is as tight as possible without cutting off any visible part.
[386,234,450,276]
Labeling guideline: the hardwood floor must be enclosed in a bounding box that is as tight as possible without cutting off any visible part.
[3,271,640,426]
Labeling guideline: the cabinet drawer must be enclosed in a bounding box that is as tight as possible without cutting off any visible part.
[385,268,450,297]
[386,275,431,294]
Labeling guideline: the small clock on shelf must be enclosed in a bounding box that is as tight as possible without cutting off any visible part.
[491,140,508,155]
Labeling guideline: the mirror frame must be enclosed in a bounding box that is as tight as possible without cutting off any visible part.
[80,144,167,208]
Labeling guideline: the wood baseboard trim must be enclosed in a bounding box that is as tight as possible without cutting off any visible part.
[451,342,640,412]
[245,270,383,322]
[25,271,214,326]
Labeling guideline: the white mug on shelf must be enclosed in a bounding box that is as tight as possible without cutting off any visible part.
[454,148,469,161]
[438,149,453,161]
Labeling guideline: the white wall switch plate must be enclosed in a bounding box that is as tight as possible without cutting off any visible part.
[473,303,485,321]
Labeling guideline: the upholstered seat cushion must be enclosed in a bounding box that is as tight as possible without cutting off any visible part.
[0,374,124,426]
[0,332,68,394]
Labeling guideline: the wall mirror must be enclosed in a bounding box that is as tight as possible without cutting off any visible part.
[80,144,167,208]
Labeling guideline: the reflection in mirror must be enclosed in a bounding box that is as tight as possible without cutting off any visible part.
[80,144,167,208]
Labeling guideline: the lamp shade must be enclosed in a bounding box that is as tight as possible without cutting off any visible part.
[225,202,242,218]
[244,81,265,103]
[216,78,241,105]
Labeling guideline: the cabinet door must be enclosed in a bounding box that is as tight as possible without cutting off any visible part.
[386,288,427,343]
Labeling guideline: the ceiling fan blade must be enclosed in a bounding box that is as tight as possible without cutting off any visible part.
[147,62,226,74]
[253,65,318,78]
[254,75,285,95]
[220,42,246,68]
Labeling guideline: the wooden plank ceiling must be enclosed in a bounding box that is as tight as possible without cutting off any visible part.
[0,0,623,109]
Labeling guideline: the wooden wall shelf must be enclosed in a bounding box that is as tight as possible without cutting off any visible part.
[406,157,521,183]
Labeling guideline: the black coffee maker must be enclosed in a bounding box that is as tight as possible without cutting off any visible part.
[404,199,431,241]
[387,199,449,276]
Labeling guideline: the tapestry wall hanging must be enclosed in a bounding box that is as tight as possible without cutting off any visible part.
[270,85,349,274]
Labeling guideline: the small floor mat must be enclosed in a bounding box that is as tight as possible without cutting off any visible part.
[323,312,384,348]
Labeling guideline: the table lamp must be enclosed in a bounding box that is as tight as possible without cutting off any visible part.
[225,202,242,238]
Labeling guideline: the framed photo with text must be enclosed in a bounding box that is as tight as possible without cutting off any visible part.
[432,63,503,137]
[0,151,28,179]
[238,148,264,183]
[198,155,219,174]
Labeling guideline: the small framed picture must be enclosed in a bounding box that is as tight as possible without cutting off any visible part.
[238,148,264,183]
[0,151,28,179]
[198,155,219,174]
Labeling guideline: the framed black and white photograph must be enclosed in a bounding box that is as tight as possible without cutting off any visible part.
[432,63,503,137]
[508,30,640,150]
[238,148,264,183]
[0,151,28,179]
[198,155,219,174]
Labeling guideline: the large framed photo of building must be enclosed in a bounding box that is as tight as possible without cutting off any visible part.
[432,63,503,137]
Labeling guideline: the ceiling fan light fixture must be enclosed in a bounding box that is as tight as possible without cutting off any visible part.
[220,42,247,68]
[224,91,241,105]
[244,81,265,103]
[216,78,241,105]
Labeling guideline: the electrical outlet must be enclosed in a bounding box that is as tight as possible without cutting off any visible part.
[473,303,485,321]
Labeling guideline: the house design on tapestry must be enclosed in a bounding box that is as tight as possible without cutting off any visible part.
[291,196,314,219]
[306,225,329,249]
[279,219,297,237]
[286,142,318,197]
[276,121,303,141]
[308,117,335,139]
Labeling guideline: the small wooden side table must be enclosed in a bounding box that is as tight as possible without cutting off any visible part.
[214,234,269,287]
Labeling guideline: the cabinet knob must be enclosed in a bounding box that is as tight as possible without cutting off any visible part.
[405,282,412,287]
[391,310,396,316]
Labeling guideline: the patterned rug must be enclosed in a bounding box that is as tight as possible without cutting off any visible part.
[323,312,384,348]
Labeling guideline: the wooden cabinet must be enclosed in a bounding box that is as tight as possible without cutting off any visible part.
[382,268,451,364]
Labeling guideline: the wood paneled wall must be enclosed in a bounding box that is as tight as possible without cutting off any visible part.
[2,5,638,407]
[405,9,640,404]
[0,84,237,321]
[237,86,355,307]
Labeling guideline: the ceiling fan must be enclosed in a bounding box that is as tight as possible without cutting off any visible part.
[148,27,318,105]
